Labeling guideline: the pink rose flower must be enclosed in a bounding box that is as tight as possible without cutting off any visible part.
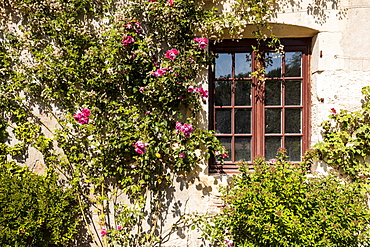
[139,87,145,93]
[166,0,174,6]
[195,87,208,98]
[122,35,135,46]
[330,108,337,114]
[175,122,194,137]
[215,150,228,158]
[165,49,179,61]
[74,109,91,124]
[224,239,233,246]
[117,225,122,230]
[194,37,208,49]
[152,68,167,77]
[133,140,149,154]
[125,23,133,29]
[179,153,186,158]
[101,228,107,236]
[268,159,277,164]
[81,108,91,117]
[145,111,151,114]
[188,86,194,92]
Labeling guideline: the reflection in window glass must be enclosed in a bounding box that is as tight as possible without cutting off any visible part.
[235,137,251,161]
[265,108,281,133]
[235,53,252,78]
[216,109,231,134]
[235,81,252,106]
[217,137,232,162]
[235,109,251,134]
[265,136,281,160]
[265,80,281,106]
[285,109,301,133]
[285,52,302,77]
[286,137,301,161]
[265,52,282,78]
[285,80,301,105]
[215,53,232,78]
[215,81,231,106]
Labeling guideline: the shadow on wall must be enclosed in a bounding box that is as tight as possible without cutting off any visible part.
[270,0,347,24]
[306,0,347,24]
[206,0,348,24]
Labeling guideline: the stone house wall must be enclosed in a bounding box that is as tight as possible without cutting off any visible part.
[16,0,370,246]
[161,0,370,245]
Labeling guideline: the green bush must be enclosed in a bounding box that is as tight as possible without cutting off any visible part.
[0,162,80,246]
[201,150,370,247]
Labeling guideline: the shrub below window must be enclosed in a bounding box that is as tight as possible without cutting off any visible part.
[0,162,80,246]
[200,150,370,247]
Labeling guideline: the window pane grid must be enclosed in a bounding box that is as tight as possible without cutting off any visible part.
[211,40,309,172]
[214,52,253,163]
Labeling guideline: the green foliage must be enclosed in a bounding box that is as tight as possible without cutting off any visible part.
[0,0,292,246]
[307,86,370,180]
[200,150,370,247]
[0,162,80,246]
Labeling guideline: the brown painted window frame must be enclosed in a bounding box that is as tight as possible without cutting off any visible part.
[209,38,311,173]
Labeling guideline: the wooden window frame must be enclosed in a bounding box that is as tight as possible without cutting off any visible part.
[209,38,311,173]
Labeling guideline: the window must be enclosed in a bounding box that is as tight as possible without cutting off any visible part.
[209,39,311,173]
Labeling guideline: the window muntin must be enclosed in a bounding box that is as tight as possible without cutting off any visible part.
[210,39,310,173]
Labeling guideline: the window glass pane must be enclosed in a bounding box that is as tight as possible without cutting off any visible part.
[285,52,302,77]
[285,109,301,133]
[216,109,231,134]
[265,52,282,78]
[217,137,232,162]
[235,137,251,162]
[215,81,231,106]
[265,136,281,160]
[285,80,301,105]
[215,53,232,78]
[285,137,301,161]
[235,109,251,134]
[265,80,281,106]
[235,81,252,106]
[265,108,281,134]
[235,53,252,78]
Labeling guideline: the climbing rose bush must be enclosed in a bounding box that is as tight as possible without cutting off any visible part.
[0,0,229,246]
